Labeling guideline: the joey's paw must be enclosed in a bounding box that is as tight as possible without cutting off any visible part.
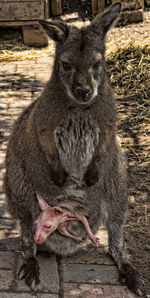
[119,263,145,296]
[76,237,83,244]
[17,257,40,290]
[91,236,100,247]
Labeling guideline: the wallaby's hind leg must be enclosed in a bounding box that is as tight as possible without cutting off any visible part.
[107,221,145,296]
[17,219,40,290]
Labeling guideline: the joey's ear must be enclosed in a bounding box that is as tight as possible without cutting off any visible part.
[91,2,121,35]
[53,206,64,216]
[39,20,69,43]
[36,193,49,211]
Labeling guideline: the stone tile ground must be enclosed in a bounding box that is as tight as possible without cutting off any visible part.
[0,57,137,298]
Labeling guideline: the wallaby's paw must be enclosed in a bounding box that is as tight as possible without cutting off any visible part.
[119,263,145,296]
[17,257,40,290]
[84,167,99,187]
[51,169,67,187]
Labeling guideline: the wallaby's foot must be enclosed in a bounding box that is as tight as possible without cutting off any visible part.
[18,257,40,290]
[119,263,145,296]
[90,236,100,247]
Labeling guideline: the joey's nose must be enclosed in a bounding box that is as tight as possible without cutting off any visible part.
[34,234,43,244]
[75,85,91,99]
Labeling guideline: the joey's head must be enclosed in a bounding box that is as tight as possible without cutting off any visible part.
[40,3,121,105]
[34,193,64,244]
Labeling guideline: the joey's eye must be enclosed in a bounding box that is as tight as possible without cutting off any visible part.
[44,224,51,229]
[93,61,101,70]
[61,61,71,71]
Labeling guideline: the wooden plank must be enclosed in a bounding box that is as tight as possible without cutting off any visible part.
[51,0,62,16]
[0,0,44,2]
[111,0,119,3]
[98,0,105,11]
[45,0,50,19]
[0,1,44,21]
[91,0,98,15]
[23,25,48,46]
[112,0,144,10]
[120,9,143,24]
[0,20,39,26]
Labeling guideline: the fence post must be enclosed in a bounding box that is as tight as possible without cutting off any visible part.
[51,0,62,16]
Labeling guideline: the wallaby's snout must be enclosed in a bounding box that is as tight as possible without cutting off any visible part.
[75,85,92,102]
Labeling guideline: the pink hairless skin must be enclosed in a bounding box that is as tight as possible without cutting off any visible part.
[34,193,100,246]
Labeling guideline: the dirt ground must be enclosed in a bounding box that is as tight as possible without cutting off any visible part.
[0,2,150,297]
[106,12,150,297]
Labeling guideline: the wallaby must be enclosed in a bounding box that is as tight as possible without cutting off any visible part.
[4,2,144,296]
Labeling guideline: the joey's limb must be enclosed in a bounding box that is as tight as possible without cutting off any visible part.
[77,215,100,247]
[57,222,83,243]
[48,154,67,186]
[107,220,145,296]
[18,219,40,290]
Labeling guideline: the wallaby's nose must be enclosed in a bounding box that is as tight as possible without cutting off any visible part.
[75,85,91,99]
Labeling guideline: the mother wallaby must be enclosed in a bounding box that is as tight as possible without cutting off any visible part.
[4,2,144,296]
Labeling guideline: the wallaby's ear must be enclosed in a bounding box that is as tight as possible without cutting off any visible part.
[36,193,49,211]
[91,2,121,35]
[39,20,69,43]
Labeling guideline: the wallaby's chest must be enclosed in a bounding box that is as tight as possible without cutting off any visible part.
[54,108,99,178]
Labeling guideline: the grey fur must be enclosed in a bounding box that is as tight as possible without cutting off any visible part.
[4,3,144,295]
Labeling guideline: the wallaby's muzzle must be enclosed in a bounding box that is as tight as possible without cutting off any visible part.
[74,85,92,103]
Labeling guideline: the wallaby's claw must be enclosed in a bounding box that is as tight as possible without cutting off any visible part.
[133,277,145,297]
[17,257,40,290]
[119,263,145,297]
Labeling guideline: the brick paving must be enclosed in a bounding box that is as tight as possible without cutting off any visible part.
[0,57,137,298]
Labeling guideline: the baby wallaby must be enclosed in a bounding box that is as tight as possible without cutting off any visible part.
[4,2,144,296]
[34,193,100,246]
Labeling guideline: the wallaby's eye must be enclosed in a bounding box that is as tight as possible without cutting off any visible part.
[93,61,101,70]
[61,61,71,71]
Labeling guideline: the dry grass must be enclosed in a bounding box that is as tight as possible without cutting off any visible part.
[106,45,150,165]
[107,44,150,101]
[106,44,150,130]
[0,27,55,61]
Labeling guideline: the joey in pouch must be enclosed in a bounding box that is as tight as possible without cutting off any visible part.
[34,193,100,246]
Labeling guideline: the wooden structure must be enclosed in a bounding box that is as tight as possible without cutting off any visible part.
[0,0,144,46]
[91,0,105,15]
[91,0,144,24]
[0,0,62,46]
[111,0,144,24]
